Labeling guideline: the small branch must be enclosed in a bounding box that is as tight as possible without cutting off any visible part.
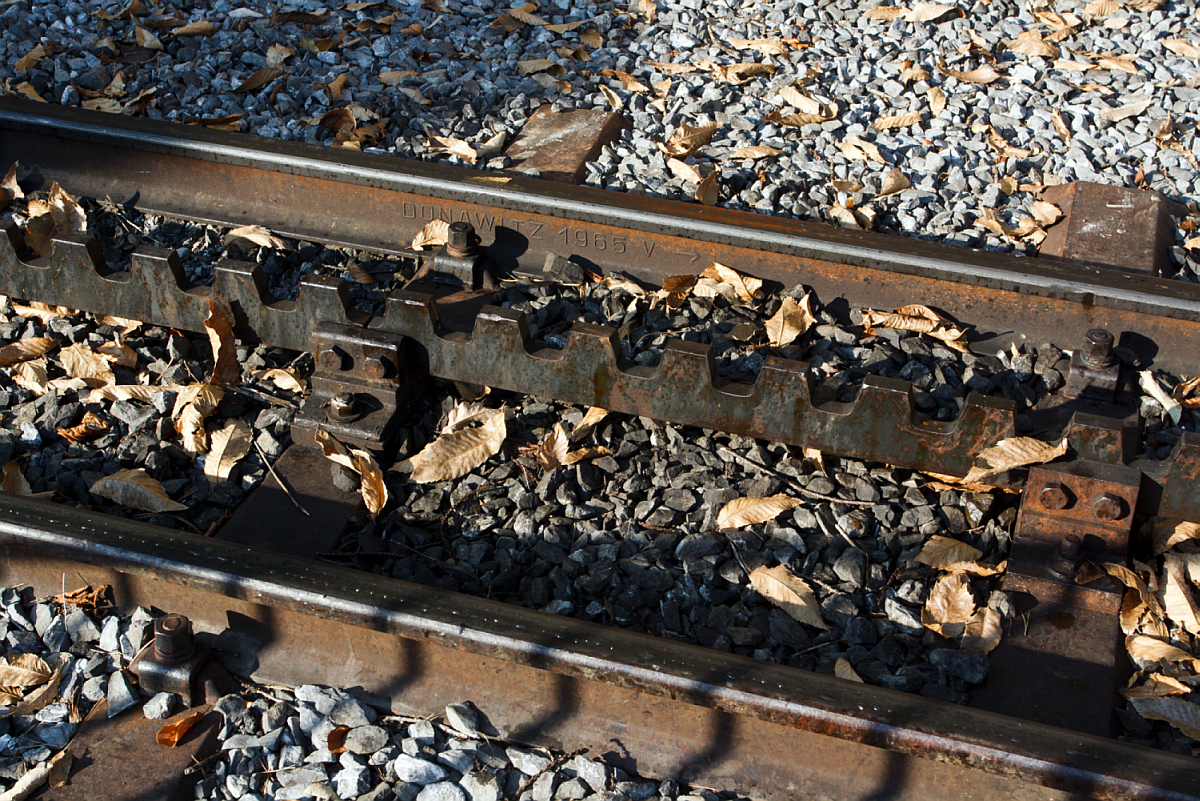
[253,441,309,516]
[515,747,588,798]
[718,447,874,507]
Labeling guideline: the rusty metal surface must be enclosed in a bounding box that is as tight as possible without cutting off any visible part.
[3,99,1200,376]
[1,494,1198,801]
[504,106,628,183]
[35,701,219,801]
[1041,182,1186,277]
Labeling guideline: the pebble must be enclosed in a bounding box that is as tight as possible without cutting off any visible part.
[143,692,176,720]
[106,670,140,718]
[344,725,389,755]
[391,754,450,786]
[417,783,467,801]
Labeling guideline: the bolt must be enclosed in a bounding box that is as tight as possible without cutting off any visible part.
[445,221,478,258]
[1080,328,1116,369]
[328,392,357,421]
[319,347,348,372]
[363,354,391,380]
[1094,492,1126,521]
[153,613,195,662]
[1049,534,1083,581]
[1039,482,1069,510]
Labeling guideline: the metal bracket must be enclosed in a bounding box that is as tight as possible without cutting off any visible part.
[129,613,228,707]
[404,221,497,291]
[292,322,415,456]
[1064,329,1120,401]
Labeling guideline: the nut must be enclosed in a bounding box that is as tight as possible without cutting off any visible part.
[1080,328,1116,369]
[318,347,348,372]
[1039,483,1069,510]
[328,392,357,421]
[1093,493,1126,522]
[363,354,391,380]
[153,613,195,662]
[445,221,477,258]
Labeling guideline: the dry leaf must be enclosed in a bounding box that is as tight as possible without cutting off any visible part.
[2,163,22,203]
[205,419,252,485]
[944,560,1007,577]
[667,158,703,184]
[573,406,610,439]
[1122,673,1192,698]
[254,368,305,393]
[173,20,216,35]
[12,359,48,395]
[694,171,718,206]
[1099,97,1152,123]
[717,495,804,529]
[766,110,831,127]
[601,69,648,92]
[646,61,694,75]
[659,122,720,157]
[598,84,622,111]
[916,535,983,568]
[922,573,977,635]
[1152,520,1200,556]
[729,145,781,160]
[1,460,31,496]
[707,61,775,85]
[0,337,59,367]
[266,43,293,68]
[409,408,507,484]
[175,383,224,454]
[840,134,885,163]
[135,26,164,50]
[59,343,115,387]
[352,448,387,516]
[428,136,477,164]
[5,667,61,716]
[765,294,816,348]
[517,58,560,75]
[87,384,163,403]
[14,44,46,73]
[1085,0,1120,15]
[1163,555,1200,636]
[411,219,450,251]
[1129,696,1200,740]
[90,468,188,512]
[1051,109,1071,142]
[700,262,762,302]
[49,183,87,235]
[928,86,946,116]
[157,710,205,747]
[48,748,73,788]
[903,2,958,22]
[1007,30,1057,58]
[961,607,1003,653]
[938,63,1002,84]
[95,341,138,368]
[749,566,827,629]
[1163,39,1200,59]
[57,411,111,443]
[1140,370,1182,424]
[835,658,863,682]
[1029,200,1062,226]
[962,436,1068,484]
[859,304,968,351]
[536,424,569,471]
[1125,634,1197,666]
[863,6,905,21]
[728,38,789,57]
[0,654,52,687]
[205,299,240,387]
[234,67,284,93]
[509,7,547,25]
[564,446,610,465]
[224,224,290,251]
[877,167,911,197]
[873,111,922,131]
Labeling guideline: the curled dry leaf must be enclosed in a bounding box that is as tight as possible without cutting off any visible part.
[205,299,241,387]
[1152,519,1200,556]
[2,163,22,204]
[1006,30,1057,58]
[14,44,46,73]
[0,653,52,688]
[48,748,73,788]
[916,535,983,568]
[839,134,885,163]
[600,69,648,92]
[1139,370,1182,424]
[233,67,283,93]
[873,110,922,131]
[1,461,31,496]
[1129,696,1200,741]
[96,341,138,368]
[205,419,252,485]
[835,658,863,683]
[0,337,59,367]
[921,573,976,636]
[517,59,561,75]
[135,26,164,50]
[157,710,205,747]
[57,411,112,443]
[729,145,781,160]
[598,84,622,111]
[353,448,387,516]
[87,384,164,404]
[928,86,946,116]
[254,368,305,393]
[1124,634,1198,667]
[564,446,610,465]
[859,304,968,352]
[411,219,450,251]
[1162,39,1200,59]
[90,468,188,512]
[944,560,1007,577]
[701,262,762,302]
[749,566,827,630]
[59,343,115,387]
[765,294,816,348]
[174,383,224,454]
[428,136,477,164]
[658,122,720,157]
[694,171,718,206]
[962,436,1068,484]
[961,607,1003,653]
[863,6,905,21]
[173,20,216,35]
[573,406,610,440]
[728,38,789,57]
[1122,673,1192,698]
[666,158,703,184]
[877,167,911,197]
[903,2,959,22]
[717,495,804,529]
[938,63,1001,84]
[1162,555,1200,636]
[224,224,291,252]
[1099,97,1152,123]
[408,408,506,484]
[536,424,569,471]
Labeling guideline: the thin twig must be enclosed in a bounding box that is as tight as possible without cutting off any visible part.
[254,440,309,516]
[515,747,588,797]
[718,447,874,507]
[814,507,867,556]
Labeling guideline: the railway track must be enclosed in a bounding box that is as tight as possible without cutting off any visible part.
[0,98,1198,800]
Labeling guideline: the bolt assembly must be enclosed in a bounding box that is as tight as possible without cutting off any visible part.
[1039,483,1070,510]
[445,221,478,259]
[319,346,348,372]
[1080,328,1117,369]
[328,392,357,421]
[363,354,391,380]
[1093,492,1126,521]
[153,613,196,663]
[1049,534,1083,581]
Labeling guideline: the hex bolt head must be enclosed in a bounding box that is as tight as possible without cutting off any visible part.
[1058,534,1083,560]
[1094,493,1126,521]
[1081,328,1116,368]
[446,221,478,257]
[318,347,348,372]
[154,613,195,662]
[1039,483,1069,510]
[363,354,391,380]
[328,392,357,421]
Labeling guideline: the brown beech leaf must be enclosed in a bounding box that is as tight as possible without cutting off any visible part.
[600,69,648,92]
[0,653,52,688]
[14,44,46,73]
[1152,519,1200,555]
[573,406,610,440]
[353,448,388,516]
[598,84,622,111]
[407,408,507,484]
[1,461,32,496]
[90,468,187,512]
[205,299,240,387]
[6,667,61,716]
[877,167,911,197]
[224,224,291,251]
[173,20,216,35]
[928,86,946,116]
[49,183,87,235]
[748,566,827,630]
[234,67,284,93]
[157,710,205,747]
[536,424,569,471]
[727,37,789,57]
[938,62,1002,84]
[1099,97,1152,123]
[766,110,831,128]
[859,304,968,352]
[1163,39,1200,59]
[1125,634,1198,667]
[944,560,1007,577]
[411,219,450,251]
[204,418,252,485]
[729,145,781,160]
[903,2,959,22]
[922,573,976,635]
[916,535,983,568]
[95,341,138,368]
[135,26,164,49]
[12,359,48,395]
[1122,673,1192,698]
[765,294,817,348]
[1162,555,1200,636]
[48,748,73,787]
[717,495,804,529]
[428,136,477,164]
[694,171,718,206]
[2,163,22,204]
[564,446,610,465]
[579,29,603,49]
[839,134,885,163]
[1006,30,1057,58]
[863,6,905,21]
[873,110,922,131]
[87,384,163,403]
[174,383,224,455]
[1129,696,1200,740]
[666,158,703,184]
[441,401,493,435]
[961,607,1003,653]
[700,262,762,302]
[57,411,112,443]
[835,658,863,683]
[59,343,115,387]
[962,436,1068,484]
[0,337,59,367]
[253,368,305,393]
[646,61,695,75]
[658,122,720,157]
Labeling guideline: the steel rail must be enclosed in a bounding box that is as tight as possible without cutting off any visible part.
[1,98,1199,375]
[0,492,1196,801]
